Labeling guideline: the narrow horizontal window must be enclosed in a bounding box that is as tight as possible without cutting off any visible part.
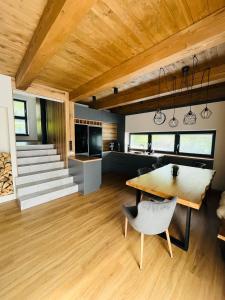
[128,130,215,158]
[151,134,175,152]
[179,133,215,156]
[130,134,148,150]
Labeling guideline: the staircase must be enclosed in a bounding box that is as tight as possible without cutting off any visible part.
[16,144,78,210]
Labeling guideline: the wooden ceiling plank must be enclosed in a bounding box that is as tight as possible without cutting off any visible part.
[103,0,155,47]
[15,0,97,89]
[94,63,225,109]
[69,7,225,101]
[112,83,225,115]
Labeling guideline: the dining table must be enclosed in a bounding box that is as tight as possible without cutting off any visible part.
[126,164,216,251]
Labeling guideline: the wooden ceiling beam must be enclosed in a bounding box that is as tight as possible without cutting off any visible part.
[69,7,225,102]
[93,64,225,109]
[16,0,96,90]
[111,83,225,115]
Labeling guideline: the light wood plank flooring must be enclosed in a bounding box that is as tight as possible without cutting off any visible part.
[0,174,224,300]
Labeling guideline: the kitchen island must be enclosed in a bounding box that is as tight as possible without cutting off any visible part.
[69,156,102,195]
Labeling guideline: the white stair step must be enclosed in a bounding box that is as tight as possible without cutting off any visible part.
[17,155,60,166]
[18,161,64,175]
[19,183,78,210]
[16,144,54,151]
[16,168,69,185]
[17,176,74,197]
[17,149,57,158]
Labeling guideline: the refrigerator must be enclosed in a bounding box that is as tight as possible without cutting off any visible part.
[88,126,102,157]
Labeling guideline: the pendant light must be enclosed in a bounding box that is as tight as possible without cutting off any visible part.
[169,76,179,127]
[154,67,166,125]
[183,55,197,125]
[200,67,212,119]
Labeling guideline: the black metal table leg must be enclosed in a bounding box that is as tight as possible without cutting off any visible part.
[136,190,142,206]
[158,206,192,251]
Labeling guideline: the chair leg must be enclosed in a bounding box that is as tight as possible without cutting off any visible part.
[124,217,128,238]
[165,229,173,258]
[140,233,144,270]
[140,193,143,201]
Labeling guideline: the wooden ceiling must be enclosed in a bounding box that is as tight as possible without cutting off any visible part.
[1,0,225,114]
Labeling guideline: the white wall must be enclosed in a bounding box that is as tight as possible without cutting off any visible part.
[0,107,10,152]
[13,93,38,141]
[0,75,17,203]
[126,101,225,191]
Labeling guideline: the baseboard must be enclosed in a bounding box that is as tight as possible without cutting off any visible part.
[0,193,16,204]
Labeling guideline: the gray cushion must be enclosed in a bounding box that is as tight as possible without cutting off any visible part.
[122,197,177,235]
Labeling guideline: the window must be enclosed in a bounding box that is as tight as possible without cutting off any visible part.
[14,100,28,135]
[179,132,215,156]
[130,133,149,150]
[129,131,216,158]
[151,134,175,152]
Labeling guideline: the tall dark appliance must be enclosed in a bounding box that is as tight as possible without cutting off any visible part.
[75,124,88,154]
[88,126,102,157]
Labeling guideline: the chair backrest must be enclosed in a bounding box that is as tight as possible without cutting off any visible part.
[132,197,177,235]
[193,162,207,169]
[152,162,164,170]
[137,167,152,176]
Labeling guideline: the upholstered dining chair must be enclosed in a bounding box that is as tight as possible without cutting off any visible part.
[193,162,207,169]
[122,197,177,270]
[152,162,164,170]
[137,167,153,176]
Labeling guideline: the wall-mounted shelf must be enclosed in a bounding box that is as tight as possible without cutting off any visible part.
[74,118,102,127]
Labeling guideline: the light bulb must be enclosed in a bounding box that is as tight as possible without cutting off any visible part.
[200,106,212,119]
[169,116,179,127]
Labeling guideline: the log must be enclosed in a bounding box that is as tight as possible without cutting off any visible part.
[0,152,13,195]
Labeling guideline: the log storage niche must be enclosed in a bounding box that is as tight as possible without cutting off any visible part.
[0,153,13,196]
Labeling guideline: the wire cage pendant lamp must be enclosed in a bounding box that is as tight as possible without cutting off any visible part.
[200,67,212,119]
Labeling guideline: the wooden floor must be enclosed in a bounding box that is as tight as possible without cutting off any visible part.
[0,174,224,300]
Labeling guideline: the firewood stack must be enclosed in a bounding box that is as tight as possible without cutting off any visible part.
[0,152,13,196]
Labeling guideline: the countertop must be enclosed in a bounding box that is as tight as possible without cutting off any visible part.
[103,151,214,161]
[69,155,102,163]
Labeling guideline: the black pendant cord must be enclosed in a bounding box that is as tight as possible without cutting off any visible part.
[157,67,163,110]
[172,76,177,117]
[157,67,168,109]
[200,67,208,97]
[154,67,167,125]
[200,67,211,103]
[206,67,211,106]
[189,54,198,111]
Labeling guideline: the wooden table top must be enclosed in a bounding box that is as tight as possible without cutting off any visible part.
[126,164,216,210]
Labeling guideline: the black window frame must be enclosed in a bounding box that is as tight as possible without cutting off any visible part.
[151,132,177,154]
[14,99,29,136]
[129,133,150,151]
[177,130,216,158]
[129,130,216,158]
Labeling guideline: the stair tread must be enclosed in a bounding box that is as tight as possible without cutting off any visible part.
[16,144,54,149]
[18,160,62,167]
[17,155,60,166]
[17,168,66,177]
[19,183,78,201]
[17,154,59,159]
[17,175,73,189]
